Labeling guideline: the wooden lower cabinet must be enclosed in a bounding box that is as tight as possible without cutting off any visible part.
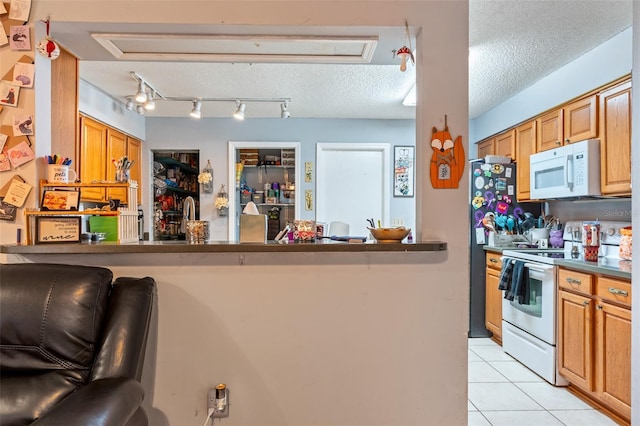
[558,268,631,422]
[558,289,593,390]
[485,252,503,342]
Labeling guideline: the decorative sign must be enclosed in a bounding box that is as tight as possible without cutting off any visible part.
[304,189,313,211]
[429,116,466,189]
[393,146,414,197]
[304,161,312,183]
[35,216,81,244]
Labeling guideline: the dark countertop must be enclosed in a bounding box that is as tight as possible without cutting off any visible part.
[483,246,631,280]
[0,240,447,254]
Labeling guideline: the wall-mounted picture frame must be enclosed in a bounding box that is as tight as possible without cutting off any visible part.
[394,145,414,197]
[35,216,81,244]
[41,189,80,211]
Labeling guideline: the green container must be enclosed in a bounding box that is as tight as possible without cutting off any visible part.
[89,216,118,241]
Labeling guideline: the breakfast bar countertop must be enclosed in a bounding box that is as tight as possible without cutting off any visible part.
[0,239,447,255]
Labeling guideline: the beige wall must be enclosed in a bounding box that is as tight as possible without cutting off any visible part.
[13,1,470,425]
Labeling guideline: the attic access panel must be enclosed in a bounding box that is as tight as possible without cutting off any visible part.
[91,33,378,64]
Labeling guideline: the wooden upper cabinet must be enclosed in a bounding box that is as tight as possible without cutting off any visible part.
[536,95,598,153]
[515,120,536,201]
[537,108,563,152]
[494,129,515,158]
[564,95,598,144]
[106,128,128,202]
[477,138,494,159]
[599,80,631,196]
[79,117,108,202]
[127,137,142,201]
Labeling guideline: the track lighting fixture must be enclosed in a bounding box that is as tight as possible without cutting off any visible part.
[233,102,246,120]
[126,72,292,119]
[190,100,202,118]
[280,102,290,119]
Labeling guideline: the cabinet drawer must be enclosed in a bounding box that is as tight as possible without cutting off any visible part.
[597,276,631,307]
[486,252,502,270]
[559,268,593,295]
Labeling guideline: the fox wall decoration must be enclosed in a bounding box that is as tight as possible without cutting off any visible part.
[429,124,465,189]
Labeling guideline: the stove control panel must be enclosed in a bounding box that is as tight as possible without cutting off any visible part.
[563,221,631,246]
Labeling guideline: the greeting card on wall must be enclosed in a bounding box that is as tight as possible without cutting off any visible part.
[0,197,18,221]
[3,177,32,207]
[12,62,34,88]
[8,0,31,21]
[9,25,29,50]
[0,81,19,107]
[0,23,8,47]
[13,114,33,135]
[7,140,34,167]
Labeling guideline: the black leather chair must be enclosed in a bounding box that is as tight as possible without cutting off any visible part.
[0,263,155,426]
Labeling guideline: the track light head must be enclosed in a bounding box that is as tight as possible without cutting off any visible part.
[135,80,147,103]
[234,102,246,120]
[136,104,145,115]
[190,100,202,118]
[280,102,290,119]
[144,90,156,110]
[125,99,134,111]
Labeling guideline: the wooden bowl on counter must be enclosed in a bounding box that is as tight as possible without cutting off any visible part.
[368,227,411,243]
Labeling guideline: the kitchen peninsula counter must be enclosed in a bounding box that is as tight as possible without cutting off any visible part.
[0,240,447,255]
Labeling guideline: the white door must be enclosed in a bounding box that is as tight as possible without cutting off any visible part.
[316,143,390,237]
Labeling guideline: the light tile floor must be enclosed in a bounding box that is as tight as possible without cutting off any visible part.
[468,337,618,426]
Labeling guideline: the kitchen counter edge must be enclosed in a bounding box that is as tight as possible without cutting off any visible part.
[0,240,447,255]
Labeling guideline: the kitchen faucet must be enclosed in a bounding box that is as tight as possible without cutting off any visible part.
[184,196,195,221]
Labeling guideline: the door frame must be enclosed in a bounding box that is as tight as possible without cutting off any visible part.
[227,141,301,240]
[316,142,391,229]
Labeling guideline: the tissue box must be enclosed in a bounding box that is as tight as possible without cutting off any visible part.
[240,214,267,243]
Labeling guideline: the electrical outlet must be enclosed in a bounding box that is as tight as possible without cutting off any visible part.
[391,217,404,226]
[208,384,229,418]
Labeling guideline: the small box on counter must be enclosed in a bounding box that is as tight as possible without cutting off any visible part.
[240,192,252,204]
[239,149,259,166]
[265,196,277,204]
[252,191,264,203]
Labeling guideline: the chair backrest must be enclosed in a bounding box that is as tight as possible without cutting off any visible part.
[0,263,155,425]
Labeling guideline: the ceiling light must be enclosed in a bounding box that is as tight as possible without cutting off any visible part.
[234,102,246,120]
[144,90,156,110]
[190,100,202,118]
[280,102,290,119]
[135,80,147,103]
[125,99,134,111]
[136,104,145,115]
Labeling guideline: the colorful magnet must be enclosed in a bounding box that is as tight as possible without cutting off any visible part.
[473,168,482,177]
[484,191,495,208]
[496,201,509,214]
[502,195,512,204]
[484,170,492,177]
[474,176,485,189]
[472,195,485,209]
[488,179,494,187]
[475,191,482,196]
[474,210,485,227]
[480,163,491,171]
[495,178,507,191]
[491,163,505,174]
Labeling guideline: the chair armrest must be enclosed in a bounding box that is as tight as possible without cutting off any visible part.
[30,377,145,426]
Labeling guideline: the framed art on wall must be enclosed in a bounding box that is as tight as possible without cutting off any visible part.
[393,145,414,197]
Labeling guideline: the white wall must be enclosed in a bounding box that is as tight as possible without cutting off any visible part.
[631,3,639,425]
[145,118,416,240]
[25,1,470,425]
[470,27,633,146]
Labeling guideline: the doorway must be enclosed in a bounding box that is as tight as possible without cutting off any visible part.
[316,143,390,237]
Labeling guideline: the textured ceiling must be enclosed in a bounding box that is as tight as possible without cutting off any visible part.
[53,1,632,120]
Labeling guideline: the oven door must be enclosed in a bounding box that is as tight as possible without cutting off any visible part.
[501,262,556,345]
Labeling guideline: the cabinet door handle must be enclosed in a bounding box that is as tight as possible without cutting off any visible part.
[489,258,498,263]
[565,138,570,144]
[582,300,590,306]
[596,305,603,310]
[608,287,628,297]
[566,277,582,284]
[556,140,561,146]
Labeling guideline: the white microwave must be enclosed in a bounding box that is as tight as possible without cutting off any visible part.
[529,139,601,199]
